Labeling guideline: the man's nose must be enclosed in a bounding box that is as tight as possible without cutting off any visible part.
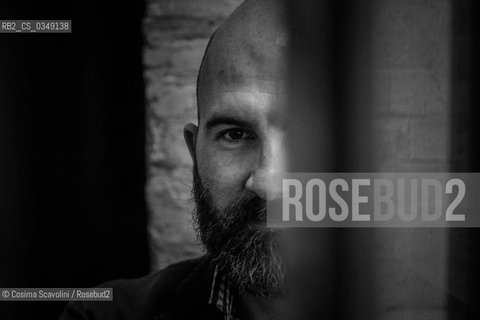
[245,135,286,200]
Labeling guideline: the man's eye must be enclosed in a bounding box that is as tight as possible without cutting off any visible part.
[219,129,252,142]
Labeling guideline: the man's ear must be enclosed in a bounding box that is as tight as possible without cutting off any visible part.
[183,123,198,162]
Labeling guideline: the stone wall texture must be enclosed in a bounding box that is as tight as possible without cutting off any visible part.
[143,0,244,271]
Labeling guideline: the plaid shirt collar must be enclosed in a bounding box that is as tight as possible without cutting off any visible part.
[208,265,239,320]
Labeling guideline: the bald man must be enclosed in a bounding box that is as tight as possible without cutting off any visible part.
[61,1,288,319]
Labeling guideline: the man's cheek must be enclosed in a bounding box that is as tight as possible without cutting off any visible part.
[201,171,240,210]
[197,162,245,209]
[198,144,250,178]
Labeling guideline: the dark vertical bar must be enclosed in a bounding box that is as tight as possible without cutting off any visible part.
[448,0,480,318]
[282,0,375,319]
[0,0,149,318]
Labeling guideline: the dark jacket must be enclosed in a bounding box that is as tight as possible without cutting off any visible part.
[60,256,225,320]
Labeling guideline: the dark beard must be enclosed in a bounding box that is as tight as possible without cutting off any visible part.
[192,165,285,298]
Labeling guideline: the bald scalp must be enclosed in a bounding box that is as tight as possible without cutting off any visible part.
[197,0,288,121]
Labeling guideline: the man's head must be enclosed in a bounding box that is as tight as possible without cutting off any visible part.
[184,0,288,298]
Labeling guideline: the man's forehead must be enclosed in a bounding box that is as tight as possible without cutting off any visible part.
[199,81,287,126]
[199,39,287,95]
[196,0,288,124]
[206,78,287,96]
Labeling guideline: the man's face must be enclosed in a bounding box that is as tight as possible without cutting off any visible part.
[195,80,286,209]
[186,78,287,298]
[183,0,288,297]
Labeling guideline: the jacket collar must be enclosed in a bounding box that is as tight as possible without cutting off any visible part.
[175,255,215,302]
[172,255,224,319]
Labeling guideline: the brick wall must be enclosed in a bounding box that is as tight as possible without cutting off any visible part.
[143,0,244,271]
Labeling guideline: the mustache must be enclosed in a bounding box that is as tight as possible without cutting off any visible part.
[192,165,267,228]
[221,195,267,229]
[192,166,268,247]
